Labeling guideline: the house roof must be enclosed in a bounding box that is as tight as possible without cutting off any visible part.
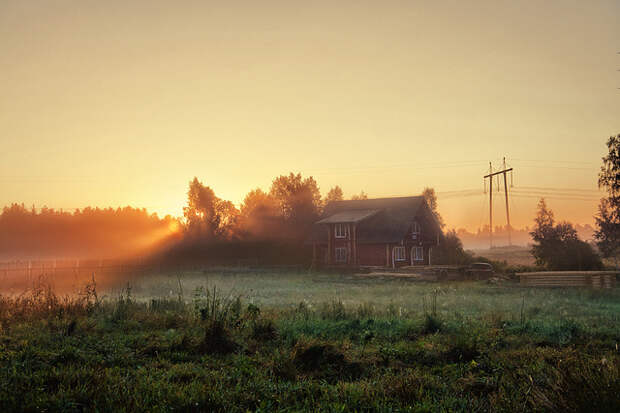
[315,209,379,224]
[308,196,442,244]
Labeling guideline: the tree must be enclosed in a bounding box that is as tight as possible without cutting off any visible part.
[530,198,602,270]
[433,229,473,265]
[595,134,620,266]
[239,188,282,239]
[240,188,279,218]
[351,190,368,200]
[421,187,445,228]
[183,177,238,238]
[325,186,344,204]
[269,173,322,236]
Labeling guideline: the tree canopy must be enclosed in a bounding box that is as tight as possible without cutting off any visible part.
[183,177,238,238]
[422,187,445,228]
[594,134,620,264]
[351,191,368,200]
[530,199,602,270]
[325,186,344,204]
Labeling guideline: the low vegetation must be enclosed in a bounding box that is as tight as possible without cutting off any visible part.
[0,271,619,411]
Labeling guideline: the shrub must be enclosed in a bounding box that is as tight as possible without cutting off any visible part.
[193,285,242,327]
[200,319,238,355]
[422,314,442,335]
[251,319,278,341]
[291,339,363,382]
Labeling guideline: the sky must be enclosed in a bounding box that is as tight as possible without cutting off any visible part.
[1,0,618,232]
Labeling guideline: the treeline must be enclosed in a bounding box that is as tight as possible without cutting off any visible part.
[161,173,382,265]
[0,172,382,264]
[454,224,596,249]
[180,173,374,242]
[0,204,180,260]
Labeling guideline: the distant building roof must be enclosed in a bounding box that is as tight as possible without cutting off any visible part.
[316,209,379,224]
[308,196,442,244]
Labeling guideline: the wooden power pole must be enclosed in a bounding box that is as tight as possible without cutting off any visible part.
[484,160,513,248]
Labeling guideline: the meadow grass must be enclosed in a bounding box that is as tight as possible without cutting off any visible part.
[132,269,620,330]
[0,270,618,412]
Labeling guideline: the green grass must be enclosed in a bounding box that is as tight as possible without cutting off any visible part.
[0,270,619,412]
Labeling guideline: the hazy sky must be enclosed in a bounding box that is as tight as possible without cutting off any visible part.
[1,0,618,231]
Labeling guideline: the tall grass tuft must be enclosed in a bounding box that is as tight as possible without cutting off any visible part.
[320,299,347,320]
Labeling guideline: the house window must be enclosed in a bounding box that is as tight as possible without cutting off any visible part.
[335,223,348,239]
[335,247,348,263]
[411,222,421,240]
[394,246,406,261]
[413,246,424,261]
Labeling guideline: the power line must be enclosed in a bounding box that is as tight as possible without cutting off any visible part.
[508,158,597,165]
[516,186,601,193]
[511,194,599,202]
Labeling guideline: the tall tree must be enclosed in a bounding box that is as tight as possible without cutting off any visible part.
[422,187,445,228]
[269,172,321,224]
[183,177,238,238]
[325,186,344,204]
[595,134,620,266]
[240,188,279,218]
[239,188,281,239]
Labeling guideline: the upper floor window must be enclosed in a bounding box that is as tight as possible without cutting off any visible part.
[335,223,349,238]
[411,221,421,239]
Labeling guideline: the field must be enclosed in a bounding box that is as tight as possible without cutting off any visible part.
[470,246,536,267]
[1,269,619,412]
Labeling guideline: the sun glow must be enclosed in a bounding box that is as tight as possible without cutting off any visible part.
[168,221,181,233]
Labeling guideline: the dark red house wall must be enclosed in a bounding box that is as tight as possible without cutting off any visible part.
[357,244,386,266]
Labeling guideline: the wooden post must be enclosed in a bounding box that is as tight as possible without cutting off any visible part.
[385,244,390,267]
[503,165,512,246]
[489,165,493,248]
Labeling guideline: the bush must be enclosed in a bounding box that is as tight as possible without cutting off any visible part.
[200,319,238,354]
[422,314,442,334]
[251,319,278,341]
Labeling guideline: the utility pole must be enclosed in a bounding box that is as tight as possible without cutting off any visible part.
[488,162,493,248]
[502,157,512,246]
[484,161,513,249]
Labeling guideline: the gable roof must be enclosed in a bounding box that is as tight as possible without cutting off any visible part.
[315,209,379,224]
[308,196,442,244]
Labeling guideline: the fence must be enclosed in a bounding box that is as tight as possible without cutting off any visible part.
[0,259,151,286]
[519,271,617,289]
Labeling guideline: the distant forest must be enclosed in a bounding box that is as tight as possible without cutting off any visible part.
[455,224,596,250]
[0,204,180,260]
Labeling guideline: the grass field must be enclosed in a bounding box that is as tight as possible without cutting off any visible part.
[1,269,619,411]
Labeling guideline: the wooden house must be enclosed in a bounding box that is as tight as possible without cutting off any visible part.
[309,196,442,267]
